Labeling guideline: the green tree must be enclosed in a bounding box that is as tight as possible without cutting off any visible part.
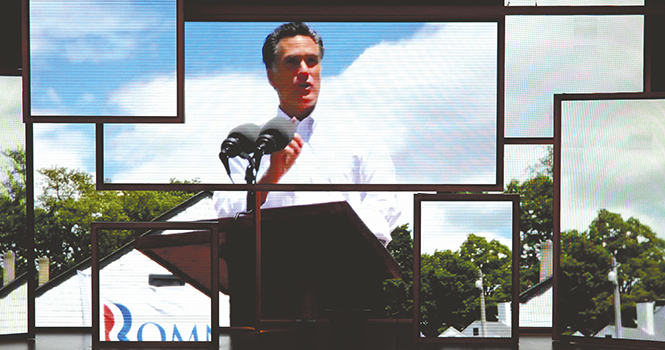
[458,233,512,303]
[560,210,665,336]
[36,166,198,277]
[382,225,513,337]
[382,224,413,319]
[505,174,553,292]
[419,249,479,337]
[560,228,614,336]
[1,149,199,280]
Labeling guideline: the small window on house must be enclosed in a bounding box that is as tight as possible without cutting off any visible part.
[473,327,479,336]
[149,274,185,287]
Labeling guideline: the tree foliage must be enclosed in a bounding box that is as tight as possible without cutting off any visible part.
[505,174,553,292]
[420,249,479,336]
[560,210,665,336]
[1,149,198,280]
[383,227,512,337]
[1,149,29,279]
[382,224,413,319]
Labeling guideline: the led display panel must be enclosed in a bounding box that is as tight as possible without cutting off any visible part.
[91,222,221,348]
[26,0,181,122]
[505,15,643,138]
[558,94,665,345]
[414,193,519,344]
[101,20,502,192]
[0,76,27,337]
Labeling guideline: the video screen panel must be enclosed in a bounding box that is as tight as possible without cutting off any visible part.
[414,194,519,343]
[558,95,665,343]
[101,21,502,191]
[26,0,181,122]
[91,222,222,348]
[505,15,643,138]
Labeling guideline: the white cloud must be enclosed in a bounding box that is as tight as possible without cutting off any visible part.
[0,77,24,189]
[561,99,665,238]
[32,124,95,174]
[421,201,514,256]
[104,73,276,183]
[323,23,498,185]
[504,145,550,184]
[109,76,177,117]
[30,0,173,63]
[30,124,96,198]
[505,16,643,137]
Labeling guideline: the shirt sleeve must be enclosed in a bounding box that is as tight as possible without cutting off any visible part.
[213,155,251,218]
[347,137,404,246]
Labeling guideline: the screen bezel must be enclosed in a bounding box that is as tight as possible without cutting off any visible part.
[96,6,506,192]
[413,193,520,344]
[22,0,185,123]
[554,92,665,347]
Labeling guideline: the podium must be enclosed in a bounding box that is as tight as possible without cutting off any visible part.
[135,201,402,327]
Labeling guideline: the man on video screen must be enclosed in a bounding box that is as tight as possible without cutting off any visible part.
[213,22,402,245]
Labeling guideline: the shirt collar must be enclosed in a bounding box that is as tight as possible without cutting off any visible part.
[276,108,316,144]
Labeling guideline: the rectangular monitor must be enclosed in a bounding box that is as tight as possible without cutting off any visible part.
[25,0,183,123]
[556,93,665,345]
[413,193,520,344]
[99,16,503,192]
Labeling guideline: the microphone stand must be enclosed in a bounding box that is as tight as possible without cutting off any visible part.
[243,152,258,213]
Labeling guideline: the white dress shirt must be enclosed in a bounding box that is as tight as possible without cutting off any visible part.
[213,108,402,246]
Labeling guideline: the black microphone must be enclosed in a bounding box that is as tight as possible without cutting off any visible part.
[255,117,296,155]
[219,123,260,177]
[253,117,297,173]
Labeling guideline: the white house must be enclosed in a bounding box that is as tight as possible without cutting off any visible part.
[0,275,27,335]
[438,301,512,338]
[519,240,553,328]
[595,301,665,341]
[2,191,231,342]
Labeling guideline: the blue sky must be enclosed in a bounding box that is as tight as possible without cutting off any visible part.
[30,0,177,116]
[185,22,423,79]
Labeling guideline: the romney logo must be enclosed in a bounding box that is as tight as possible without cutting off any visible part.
[103,302,210,341]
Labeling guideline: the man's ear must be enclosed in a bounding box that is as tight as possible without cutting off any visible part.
[266,68,275,88]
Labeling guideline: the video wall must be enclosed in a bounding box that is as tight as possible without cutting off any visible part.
[3,0,664,348]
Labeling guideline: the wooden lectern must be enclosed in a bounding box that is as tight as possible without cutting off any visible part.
[135,201,402,328]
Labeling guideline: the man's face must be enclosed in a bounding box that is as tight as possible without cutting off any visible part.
[268,35,321,119]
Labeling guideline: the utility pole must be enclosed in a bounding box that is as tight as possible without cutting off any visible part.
[476,272,487,337]
[608,259,622,338]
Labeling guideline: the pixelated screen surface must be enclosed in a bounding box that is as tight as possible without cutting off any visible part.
[505,15,643,138]
[561,99,665,240]
[0,76,27,336]
[560,98,665,341]
[418,199,515,338]
[28,0,177,117]
[102,21,499,188]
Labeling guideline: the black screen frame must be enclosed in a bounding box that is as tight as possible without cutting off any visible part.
[96,6,506,192]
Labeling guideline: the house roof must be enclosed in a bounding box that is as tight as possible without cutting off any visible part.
[519,276,553,304]
[0,274,27,299]
[34,191,214,297]
[462,319,511,338]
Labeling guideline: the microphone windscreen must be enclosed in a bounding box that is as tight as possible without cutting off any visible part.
[228,123,261,153]
[259,117,296,151]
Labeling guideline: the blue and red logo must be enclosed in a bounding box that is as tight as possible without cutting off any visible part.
[103,302,211,341]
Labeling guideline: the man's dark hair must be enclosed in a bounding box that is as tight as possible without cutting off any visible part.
[262,22,324,69]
